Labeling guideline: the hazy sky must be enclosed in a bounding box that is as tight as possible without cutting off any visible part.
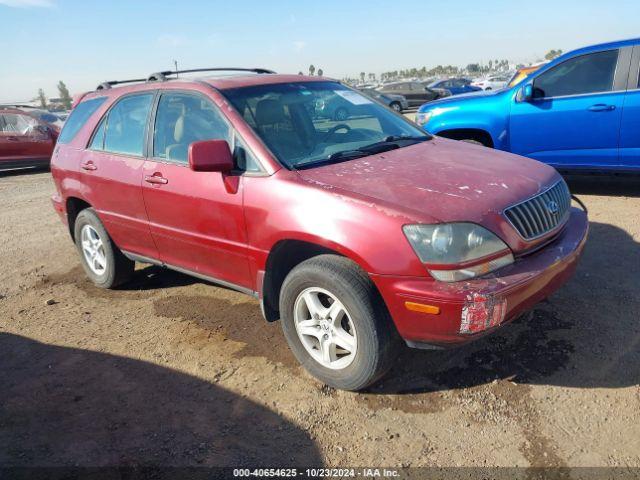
[1,0,638,102]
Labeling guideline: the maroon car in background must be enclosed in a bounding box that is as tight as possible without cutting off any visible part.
[50,69,588,391]
[0,106,59,170]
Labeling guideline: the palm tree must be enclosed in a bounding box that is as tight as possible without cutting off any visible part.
[308,65,315,76]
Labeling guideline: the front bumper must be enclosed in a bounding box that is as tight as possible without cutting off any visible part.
[371,207,588,347]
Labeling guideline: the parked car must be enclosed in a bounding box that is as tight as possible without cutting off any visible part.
[0,106,59,170]
[311,90,360,120]
[428,78,482,95]
[26,108,66,129]
[416,38,640,173]
[471,74,511,91]
[378,81,448,107]
[359,88,409,112]
[507,63,546,88]
[50,68,588,391]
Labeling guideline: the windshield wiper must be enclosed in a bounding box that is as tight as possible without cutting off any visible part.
[383,134,431,142]
[330,142,400,160]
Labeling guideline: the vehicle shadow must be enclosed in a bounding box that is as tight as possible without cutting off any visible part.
[369,220,640,394]
[564,174,640,198]
[0,333,322,468]
[0,166,49,178]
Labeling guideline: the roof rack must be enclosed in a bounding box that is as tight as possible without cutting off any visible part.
[96,78,147,91]
[96,68,276,91]
[147,67,276,82]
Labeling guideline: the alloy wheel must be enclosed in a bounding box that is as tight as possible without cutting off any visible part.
[80,224,107,275]
[293,287,357,370]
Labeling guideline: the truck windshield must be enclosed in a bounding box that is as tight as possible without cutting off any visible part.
[222,81,430,169]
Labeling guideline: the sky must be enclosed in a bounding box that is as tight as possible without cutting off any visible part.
[1,0,639,103]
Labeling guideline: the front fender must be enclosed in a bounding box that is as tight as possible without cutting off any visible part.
[421,91,514,150]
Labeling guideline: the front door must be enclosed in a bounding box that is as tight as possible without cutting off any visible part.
[142,90,252,290]
[510,48,628,169]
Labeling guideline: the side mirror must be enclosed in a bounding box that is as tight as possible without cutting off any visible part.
[188,139,234,173]
[522,83,534,102]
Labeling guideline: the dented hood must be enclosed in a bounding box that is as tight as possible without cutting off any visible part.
[295,137,562,250]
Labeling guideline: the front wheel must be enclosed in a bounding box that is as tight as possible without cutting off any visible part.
[279,255,399,391]
[390,102,402,112]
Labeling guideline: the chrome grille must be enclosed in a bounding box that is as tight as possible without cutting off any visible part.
[504,180,571,240]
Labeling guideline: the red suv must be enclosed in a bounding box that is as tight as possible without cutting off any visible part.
[0,106,59,170]
[50,68,588,391]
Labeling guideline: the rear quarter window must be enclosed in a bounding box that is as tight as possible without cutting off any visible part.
[57,97,107,144]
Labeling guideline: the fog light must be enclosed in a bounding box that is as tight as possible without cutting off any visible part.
[460,293,507,334]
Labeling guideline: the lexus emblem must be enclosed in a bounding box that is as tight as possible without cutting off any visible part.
[546,200,560,215]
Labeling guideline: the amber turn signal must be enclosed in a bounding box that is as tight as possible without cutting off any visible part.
[404,301,440,315]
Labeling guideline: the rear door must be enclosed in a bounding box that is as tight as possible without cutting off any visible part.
[141,90,253,290]
[82,92,158,259]
[509,47,630,170]
[619,45,640,171]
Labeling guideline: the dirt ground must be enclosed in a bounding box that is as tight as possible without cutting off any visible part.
[0,170,639,470]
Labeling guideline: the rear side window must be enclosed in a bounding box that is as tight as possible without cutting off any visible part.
[103,94,154,156]
[58,97,107,144]
[533,49,619,98]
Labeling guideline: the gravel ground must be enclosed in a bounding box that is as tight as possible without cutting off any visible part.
[0,169,639,470]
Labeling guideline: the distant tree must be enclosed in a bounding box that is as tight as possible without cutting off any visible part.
[359,72,365,83]
[298,71,304,75]
[368,73,376,82]
[317,68,323,76]
[37,89,47,108]
[545,49,563,61]
[466,63,481,74]
[308,64,315,76]
[57,81,72,110]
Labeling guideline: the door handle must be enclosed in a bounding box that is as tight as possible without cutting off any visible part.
[81,161,97,171]
[588,104,616,112]
[144,173,168,185]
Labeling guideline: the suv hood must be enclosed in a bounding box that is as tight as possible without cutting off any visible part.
[296,138,560,249]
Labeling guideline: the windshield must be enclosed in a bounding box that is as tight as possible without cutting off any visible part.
[222,81,429,169]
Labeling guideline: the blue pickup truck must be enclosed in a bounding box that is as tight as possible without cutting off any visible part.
[416,38,640,173]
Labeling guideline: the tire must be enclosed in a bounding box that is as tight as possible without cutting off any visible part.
[334,107,349,121]
[74,208,134,289]
[279,255,399,391]
[461,139,485,146]
[390,102,402,112]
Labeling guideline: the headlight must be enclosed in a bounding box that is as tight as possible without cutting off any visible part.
[415,111,433,127]
[403,223,514,282]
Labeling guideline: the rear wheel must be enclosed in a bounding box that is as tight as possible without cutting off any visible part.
[279,255,399,391]
[74,208,134,289]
